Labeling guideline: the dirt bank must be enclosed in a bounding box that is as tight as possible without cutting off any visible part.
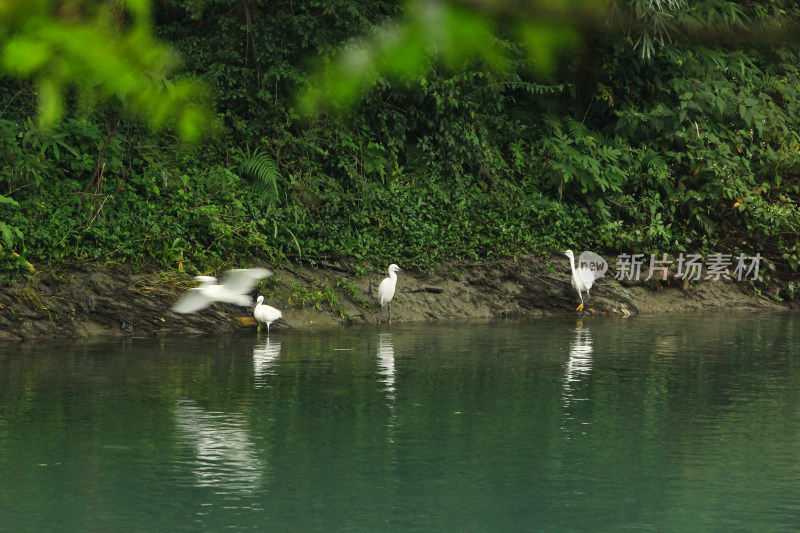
[0,254,793,341]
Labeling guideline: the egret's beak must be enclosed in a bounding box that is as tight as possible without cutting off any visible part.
[559,251,568,255]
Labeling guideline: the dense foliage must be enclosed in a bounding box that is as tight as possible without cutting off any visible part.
[1,0,798,283]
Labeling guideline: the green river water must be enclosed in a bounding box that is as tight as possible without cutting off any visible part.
[0,312,798,532]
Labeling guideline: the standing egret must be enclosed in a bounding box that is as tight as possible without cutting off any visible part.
[561,250,593,312]
[254,295,282,334]
[171,268,272,314]
[378,264,402,324]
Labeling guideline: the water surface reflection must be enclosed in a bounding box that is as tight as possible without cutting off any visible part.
[564,320,593,389]
[0,313,798,533]
[175,400,264,492]
[560,320,593,440]
[377,333,396,399]
[253,338,282,387]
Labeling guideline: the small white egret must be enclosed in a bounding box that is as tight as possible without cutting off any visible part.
[561,250,593,312]
[254,295,282,334]
[378,263,402,324]
[171,268,272,314]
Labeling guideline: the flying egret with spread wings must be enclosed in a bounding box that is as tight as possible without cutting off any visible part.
[171,268,272,314]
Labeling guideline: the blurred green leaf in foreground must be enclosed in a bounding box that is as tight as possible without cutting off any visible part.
[298,0,800,115]
[297,0,609,114]
[0,0,218,142]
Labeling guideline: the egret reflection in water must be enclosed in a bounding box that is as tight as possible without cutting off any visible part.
[175,400,265,492]
[377,333,395,399]
[564,321,593,389]
[253,339,282,387]
[561,321,593,436]
[377,332,398,442]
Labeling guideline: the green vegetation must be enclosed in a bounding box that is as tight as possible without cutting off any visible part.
[0,0,798,283]
[0,0,216,139]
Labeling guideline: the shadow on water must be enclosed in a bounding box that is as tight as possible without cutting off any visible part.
[0,311,798,531]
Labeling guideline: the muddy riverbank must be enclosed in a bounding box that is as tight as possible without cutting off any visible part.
[0,254,793,341]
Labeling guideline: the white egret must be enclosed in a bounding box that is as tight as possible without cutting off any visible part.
[254,295,282,334]
[378,263,402,324]
[171,268,272,314]
[561,250,593,312]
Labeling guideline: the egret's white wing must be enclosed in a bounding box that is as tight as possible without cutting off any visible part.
[378,277,395,306]
[220,268,273,294]
[576,267,598,288]
[171,288,213,314]
[255,304,282,324]
[576,251,607,285]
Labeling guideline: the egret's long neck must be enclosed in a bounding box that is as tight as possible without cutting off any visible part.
[388,270,397,282]
[568,255,577,275]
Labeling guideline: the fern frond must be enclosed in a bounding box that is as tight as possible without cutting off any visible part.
[566,118,590,142]
[647,155,669,178]
[239,149,282,207]
[509,139,527,172]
